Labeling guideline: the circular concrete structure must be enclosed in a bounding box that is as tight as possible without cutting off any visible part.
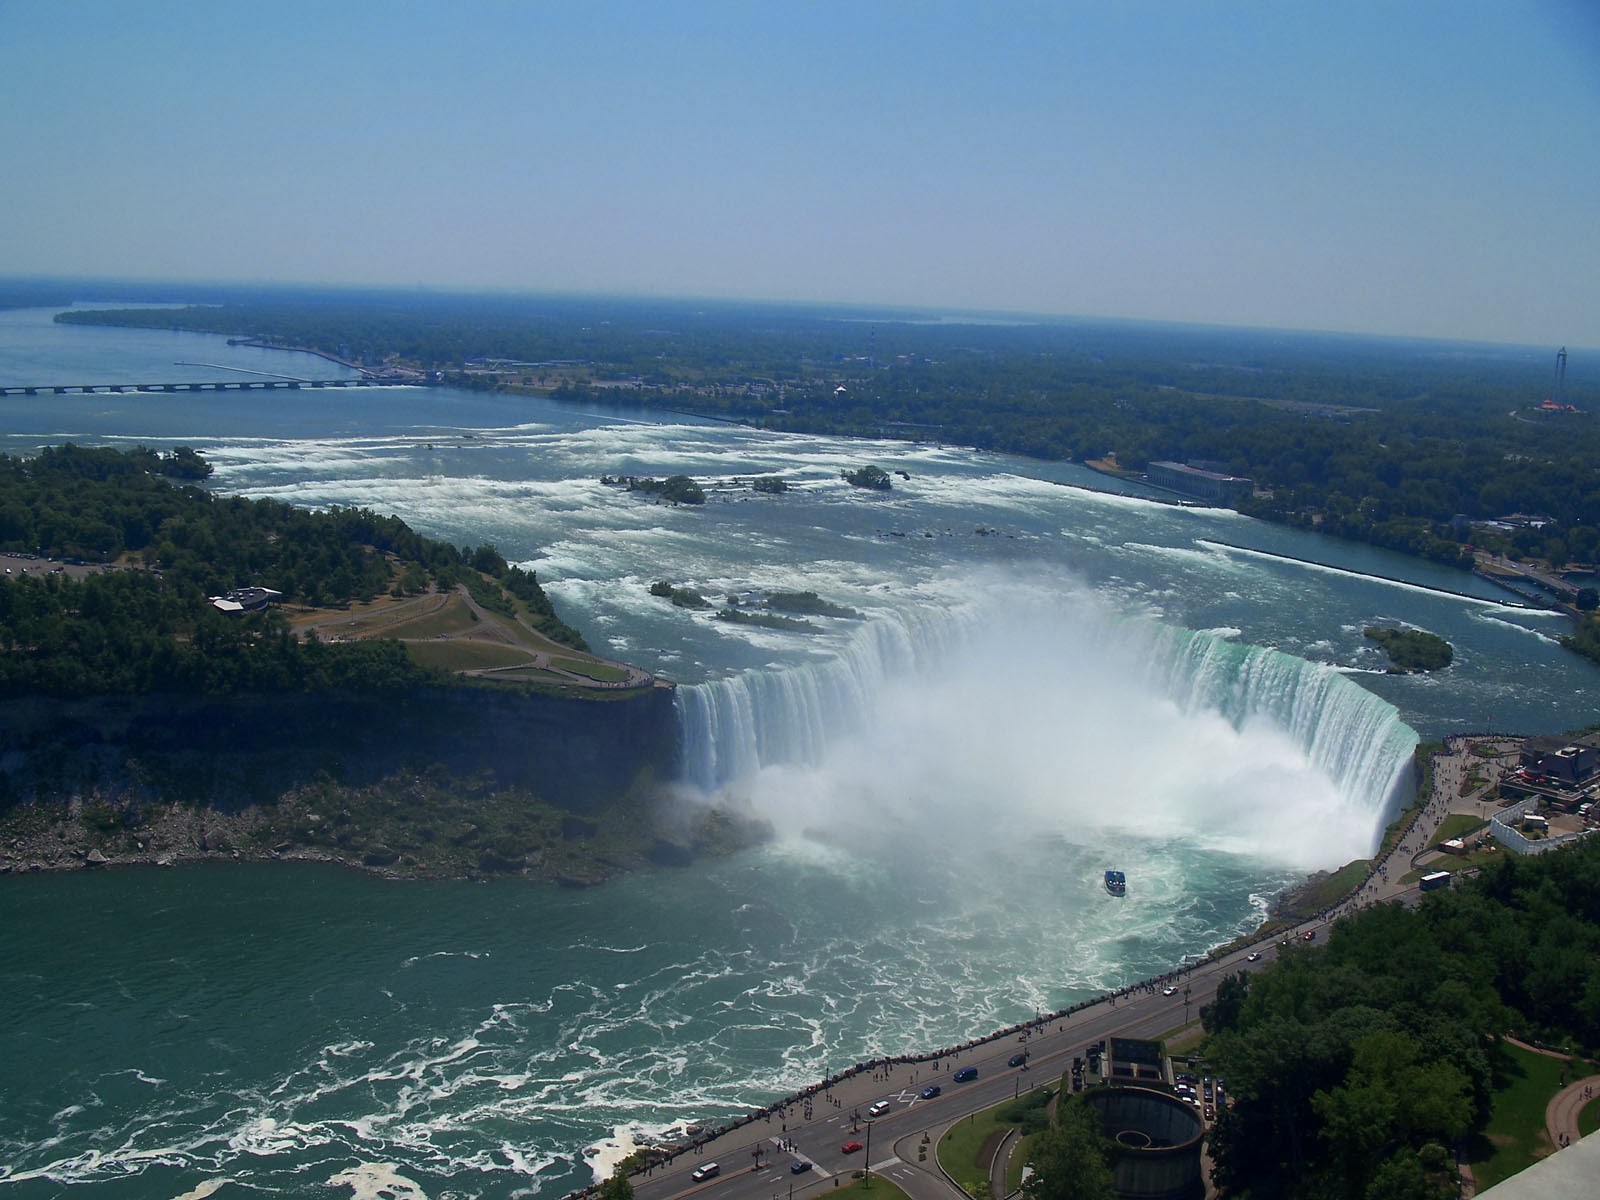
[1082,1087,1205,1200]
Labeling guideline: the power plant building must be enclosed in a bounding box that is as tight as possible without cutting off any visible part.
[1145,461,1255,504]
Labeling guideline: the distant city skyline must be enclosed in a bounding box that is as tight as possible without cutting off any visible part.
[1,1,1596,348]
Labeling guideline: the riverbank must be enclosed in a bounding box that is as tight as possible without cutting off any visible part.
[0,737,766,887]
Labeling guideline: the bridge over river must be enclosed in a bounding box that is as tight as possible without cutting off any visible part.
[0,377,416,396]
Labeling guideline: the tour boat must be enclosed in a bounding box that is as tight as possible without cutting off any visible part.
[1104,870,1126,897]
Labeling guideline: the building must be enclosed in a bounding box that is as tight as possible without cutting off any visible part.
[1516,736,1600,790]
[1145,462,1254,504]
[209,586,283,614]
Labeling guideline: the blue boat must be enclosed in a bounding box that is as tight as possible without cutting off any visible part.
[1104,870,1126,897]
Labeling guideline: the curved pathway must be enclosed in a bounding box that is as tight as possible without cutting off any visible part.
[1545,1077,1600,1151]
[1500,1035,1600,1154]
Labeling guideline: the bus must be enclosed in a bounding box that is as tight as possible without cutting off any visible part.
[1419,871,1452,892]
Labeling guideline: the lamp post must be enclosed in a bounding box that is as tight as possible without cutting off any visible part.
[1183,984,1192,1026]
[863,1120,873,1188]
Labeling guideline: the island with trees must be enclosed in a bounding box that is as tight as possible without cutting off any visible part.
[0,445,753,882]
[1365,625,1455,673]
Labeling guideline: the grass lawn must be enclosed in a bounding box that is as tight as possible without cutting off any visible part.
[549,656,631,683]
[406,640,534,671]
[1402,842,1507,883]
[1582,1095,1600,1138]
[938,1106,1010,1191]
[1296,859,1371,911]
[1469,1041,1570,1189]
[383,594,480,639]
[824,1175,912,1200]
[1429,813,1487,846]
[936,1087,1052,1192]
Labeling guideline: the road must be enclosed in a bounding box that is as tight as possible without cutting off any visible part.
[620,740,1501,1200]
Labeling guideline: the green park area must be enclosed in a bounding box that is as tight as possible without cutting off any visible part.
[937,1087,1053,1194]
[1468,1041,1594,1189]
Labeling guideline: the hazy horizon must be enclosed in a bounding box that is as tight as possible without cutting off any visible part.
[2,2,1597,348]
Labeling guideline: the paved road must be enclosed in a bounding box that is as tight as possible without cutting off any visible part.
[622,740,1502,1200]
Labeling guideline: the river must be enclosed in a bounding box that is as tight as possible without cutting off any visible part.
[0,304,1593,1200]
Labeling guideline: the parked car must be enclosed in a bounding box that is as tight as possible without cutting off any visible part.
[841,1141,863,1154]
[920,1084,942,1099]
[953,1066,978,1082]
[691,1162,720,1181]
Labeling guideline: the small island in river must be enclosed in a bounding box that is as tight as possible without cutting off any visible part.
[1365,625,1454,673]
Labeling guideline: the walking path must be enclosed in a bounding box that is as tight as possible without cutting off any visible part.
[1545,1077,1600,1151]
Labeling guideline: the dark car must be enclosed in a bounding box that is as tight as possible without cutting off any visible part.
[841,1141,863,1154]
[1008,1052,1028,1067]
[920,1084,942,1099]
[791,1160,813,1174]
[953,1066,978,1082]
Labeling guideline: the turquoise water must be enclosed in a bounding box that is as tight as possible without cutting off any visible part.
[0,307,1595,1199]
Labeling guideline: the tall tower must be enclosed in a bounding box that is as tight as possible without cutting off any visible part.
[1554,347,1568,407]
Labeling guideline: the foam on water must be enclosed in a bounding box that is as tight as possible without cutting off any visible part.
[677,576,1414,870]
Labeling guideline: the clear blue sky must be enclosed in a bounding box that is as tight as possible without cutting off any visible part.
[2,1,1596,345]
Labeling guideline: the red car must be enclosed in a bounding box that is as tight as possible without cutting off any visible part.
[841,1141,863,1154]
[1303,929,1317,941]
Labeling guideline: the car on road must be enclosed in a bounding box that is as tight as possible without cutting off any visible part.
[1162,986,1177,995]
[953,1066,978,1082]
[920,1084,942,1099]
[868,1100,891,1117]
[841,1141,863,1154]
[791,1161,813,1174]
[1246,951,1261,961]
[1008,1052,1028,1067]
[1303,929,1317,941]
[691,1163,720,1181]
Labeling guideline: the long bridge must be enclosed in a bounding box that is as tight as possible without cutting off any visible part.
[0,377,416,396]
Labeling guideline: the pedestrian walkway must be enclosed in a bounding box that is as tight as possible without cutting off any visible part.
[1546,1075,1600,1151]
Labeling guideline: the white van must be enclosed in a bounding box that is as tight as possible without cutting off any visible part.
[692,1162,720,1182]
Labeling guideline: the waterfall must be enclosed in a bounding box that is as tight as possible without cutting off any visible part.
[674,603,1418,856]
[1141,623,1418,835]
[674,606,968,791]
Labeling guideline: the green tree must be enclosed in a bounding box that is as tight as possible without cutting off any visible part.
[600,1167,634,1200]
[1027,1093,1116,1200]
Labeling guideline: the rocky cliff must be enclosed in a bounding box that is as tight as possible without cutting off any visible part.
[0,682,681,814]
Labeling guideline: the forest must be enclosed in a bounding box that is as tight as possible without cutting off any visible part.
[0,444,583,698]
[1199,836,1600,1199]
